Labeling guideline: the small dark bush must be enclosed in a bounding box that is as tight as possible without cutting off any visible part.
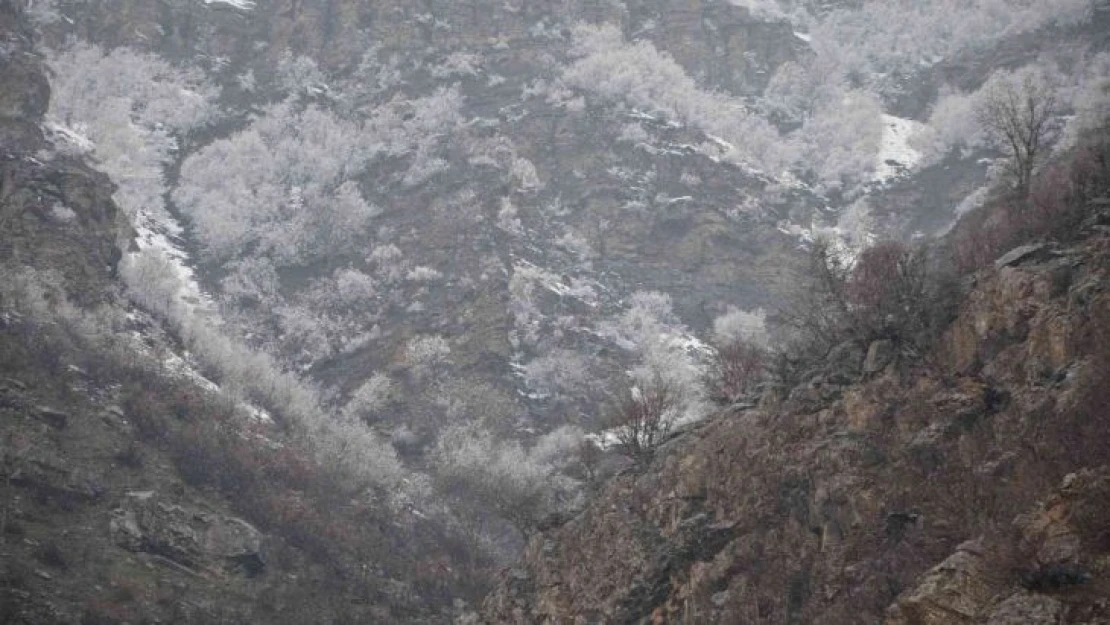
[705,339,767,404]
[605,375,680,463]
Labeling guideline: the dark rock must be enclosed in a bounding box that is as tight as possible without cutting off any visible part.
[1020,564,1090,592]
[994,243,1055,269]
[828,340,866,375]
[33,406,68,429]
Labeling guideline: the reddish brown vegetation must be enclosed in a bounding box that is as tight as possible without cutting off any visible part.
[951,122,1110,274]
[705,339,767,404]
[606,375,681,462]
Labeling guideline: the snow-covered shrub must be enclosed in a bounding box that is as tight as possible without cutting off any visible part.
[407,335,451,378]
[47,42,218,220]
[564,23,789,173]
[174,101,378,264]
[522,349,596,401]
[1060,53,1110,150]
[406,266,443,283]
[798,90,883,187]
[727,0,788,22]
[343,372,397,421]
[369,244,407,283]
[713,307,770,348]
[276,52,327,95]
[913,87,984,164]
[430,51,482,79]
[431,423,582,534]
[120,248,187,322]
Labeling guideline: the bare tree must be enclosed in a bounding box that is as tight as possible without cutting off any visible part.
[705,339,767,405]
[606,375,680,464]
[976,68,1059,197]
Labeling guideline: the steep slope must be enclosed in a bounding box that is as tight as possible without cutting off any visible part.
[0,4,476,622]
[482,211,1110,622]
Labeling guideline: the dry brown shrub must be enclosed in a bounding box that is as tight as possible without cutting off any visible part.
[705,339,767,405]
[605,375,681,463]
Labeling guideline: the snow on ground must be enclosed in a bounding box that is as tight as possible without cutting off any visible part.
[43,122,95,155]
[793,31,812,42]
[131,209,217,320]
[202,0,255,9]
[874,114,925,183]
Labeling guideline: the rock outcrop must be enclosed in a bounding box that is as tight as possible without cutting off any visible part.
[887,468,1110,625]
[109,491,265,577]
[483,230,1110,624]
[0,1,125,305]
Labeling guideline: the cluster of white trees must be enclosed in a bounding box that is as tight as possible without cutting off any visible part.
[168,81,469,363]
[563,24,794,175]
[808,0,1091,93]
[120,248,407,491]
[557,2,1096,189]
[46,42,218,221]
[173,100,380,264]
[431,423,586,534]
[46,42,412,497]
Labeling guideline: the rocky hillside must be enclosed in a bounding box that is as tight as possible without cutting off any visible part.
[4,0,1110,623]
[481,194,1110,623]
[1,3,483,622]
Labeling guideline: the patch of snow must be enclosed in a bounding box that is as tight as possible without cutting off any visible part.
[954,185,990,217]
[202,0,255,9]
[704,133,735,152]
[793,31,812,42]
[43,122,95,155]
[873,114,925,183]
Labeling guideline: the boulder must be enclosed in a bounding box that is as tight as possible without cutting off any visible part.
[984,592,1063,625]
[33,406,69,429]
[863,340,895,374]
[110,491,264,577]
[885,539,995,625]
[993,243,1054,269]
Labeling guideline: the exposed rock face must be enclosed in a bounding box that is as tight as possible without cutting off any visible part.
[887,468,1110,625]
[110,491,265,576]
[0,0,49,153]
[0,2,125,305]
[482,232,1110,624]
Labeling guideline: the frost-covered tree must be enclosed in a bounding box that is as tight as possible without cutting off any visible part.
[912,87,985,164]
[601,291,708,426]
[407,335,452,380]
[563,23,790,174]
[1059,53,1110,151]
[713,307,770,348]
[46,42,218,221]
[343,373,397,422]
[431,424,583,535]
[174,101,379,264]
[522,349,597,402]
[797,90,883,187]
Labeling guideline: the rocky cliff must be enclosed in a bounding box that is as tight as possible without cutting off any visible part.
[482,212,1110,623]
[0,0,123,305]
